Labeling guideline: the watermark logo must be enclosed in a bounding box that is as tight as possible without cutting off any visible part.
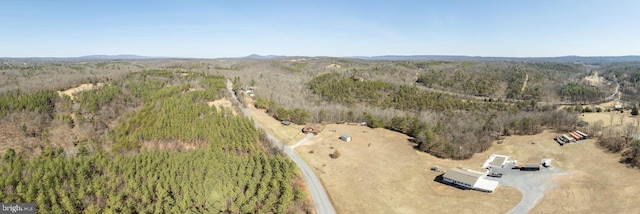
[0,203,35,214]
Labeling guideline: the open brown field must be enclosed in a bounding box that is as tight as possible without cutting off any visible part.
[206,98,237,115]
[294,124,640,214]
[295,124,520,214]
[244,99,307,145]
[581,111,640,128]
[56,83,107,100]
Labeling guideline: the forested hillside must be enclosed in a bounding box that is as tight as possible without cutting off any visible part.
[415,61,612,102]
[151,58,591,159]
[302,72,578,159]
[0,67,308,213]
[603,62,640,101]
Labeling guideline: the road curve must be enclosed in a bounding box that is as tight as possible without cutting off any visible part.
[226,79,336,214]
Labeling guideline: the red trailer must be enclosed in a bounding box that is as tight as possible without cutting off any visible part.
[570,132,582,141]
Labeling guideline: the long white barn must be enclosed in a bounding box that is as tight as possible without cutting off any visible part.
[442,168,499,192]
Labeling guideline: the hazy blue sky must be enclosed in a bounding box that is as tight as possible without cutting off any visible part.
[2,0,639,58]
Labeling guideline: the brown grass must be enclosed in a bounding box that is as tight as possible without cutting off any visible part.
[581,111,640,128]
[207,98,236,115]
[294,124,640,214]
[244,98,307,145]
[56,83,107,100]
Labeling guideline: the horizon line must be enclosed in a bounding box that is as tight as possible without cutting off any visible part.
[2,54,640,59]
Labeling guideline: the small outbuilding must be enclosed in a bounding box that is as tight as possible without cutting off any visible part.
[339,134,352,142]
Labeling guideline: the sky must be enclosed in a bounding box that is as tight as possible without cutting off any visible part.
[1,0,640,58]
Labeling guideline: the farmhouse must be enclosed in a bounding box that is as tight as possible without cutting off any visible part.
[339,134,352,142]
[442,168,499,192]
[483,154,509,169]
[302,124,320,135]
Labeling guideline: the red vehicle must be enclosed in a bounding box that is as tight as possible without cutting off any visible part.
[570,132,582,140]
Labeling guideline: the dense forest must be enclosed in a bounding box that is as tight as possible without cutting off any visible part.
[0,68,309,213]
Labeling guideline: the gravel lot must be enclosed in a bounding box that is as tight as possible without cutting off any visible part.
[488,163,565,214]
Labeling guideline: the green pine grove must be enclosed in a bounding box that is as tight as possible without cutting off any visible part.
[0,71,306,213]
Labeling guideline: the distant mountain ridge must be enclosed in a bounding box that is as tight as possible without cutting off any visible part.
[348,55,640,63]
[243,54,287,59]
[3,54,640,63]
[78,54,154,59]
[0,54,164,61]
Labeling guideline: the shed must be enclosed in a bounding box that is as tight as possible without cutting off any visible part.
[281,120,291,126]
[339,134,352,142]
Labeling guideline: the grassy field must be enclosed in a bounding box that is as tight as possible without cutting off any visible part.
[244,98,308,146]
[292,125,640,214]
[581,110,640,128]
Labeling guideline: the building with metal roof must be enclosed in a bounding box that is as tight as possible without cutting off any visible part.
[339,134,352,142]
[442,168,499,192]
[483,154,509,169]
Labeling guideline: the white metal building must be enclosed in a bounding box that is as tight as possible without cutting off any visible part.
[442,168,499,192]
[483,154,510,169]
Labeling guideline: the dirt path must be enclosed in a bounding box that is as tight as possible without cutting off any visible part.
[520,73,529,93]
[56,83,106,100]
[56,83,107,125]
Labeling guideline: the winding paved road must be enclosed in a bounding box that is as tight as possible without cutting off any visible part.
[416,81,619,106]
[226,79,336,214]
